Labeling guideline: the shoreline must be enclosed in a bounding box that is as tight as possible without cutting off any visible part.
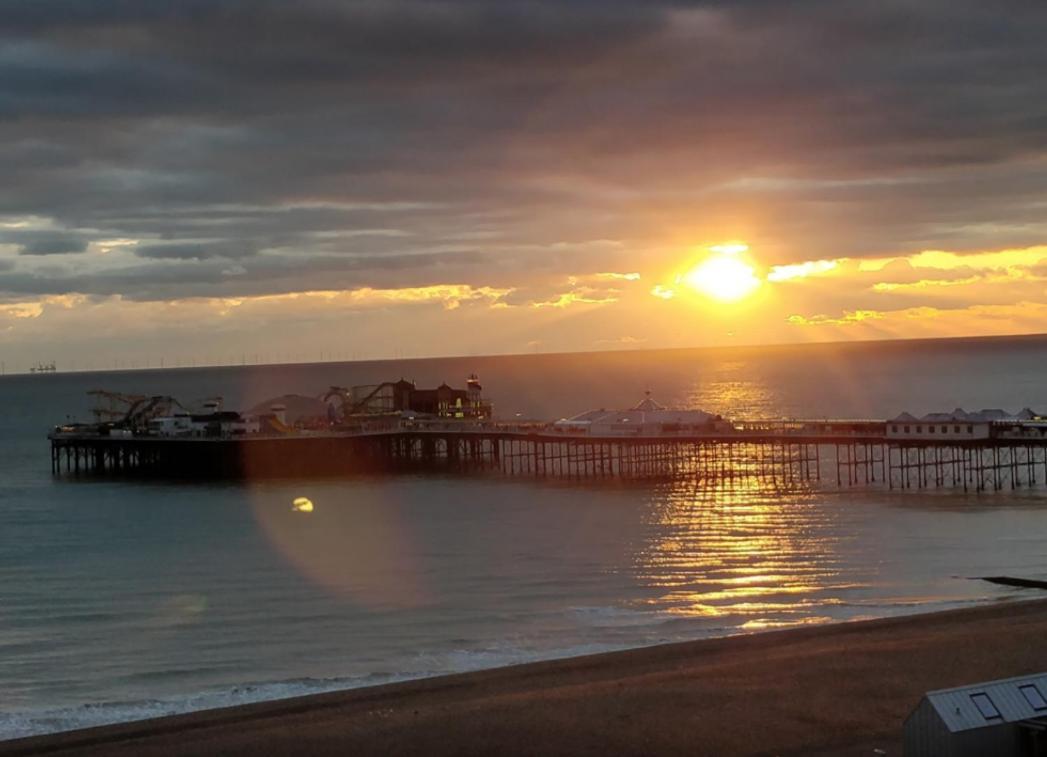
[4,598,1047,756]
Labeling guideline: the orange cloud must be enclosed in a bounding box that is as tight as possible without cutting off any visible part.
[786,309,885,326]
[531,287,620,308]
[786,302,1047,340]
[767,259,839,282]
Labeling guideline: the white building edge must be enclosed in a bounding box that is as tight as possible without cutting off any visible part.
[553,394,732,437]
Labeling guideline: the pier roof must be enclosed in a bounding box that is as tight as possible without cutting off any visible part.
[557,396,719,430]
[632,396,666,412]
[892,407,1044,424]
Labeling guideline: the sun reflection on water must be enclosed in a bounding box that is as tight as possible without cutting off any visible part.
[632,478,862,629]
[681,363,782,419]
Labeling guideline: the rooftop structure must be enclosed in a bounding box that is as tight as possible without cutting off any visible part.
[888,408,1046,440]
[893,408,1043,424]
[554,393,729,437]
[904,672,1047,756]
[332,375,491,420]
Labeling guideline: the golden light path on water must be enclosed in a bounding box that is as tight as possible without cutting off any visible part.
[631,478,861,631]
[642,371,856,630]
[682,363,781,419]
[241,368,856,633]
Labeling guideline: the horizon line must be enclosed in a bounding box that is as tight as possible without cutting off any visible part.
[5,329,1047,379]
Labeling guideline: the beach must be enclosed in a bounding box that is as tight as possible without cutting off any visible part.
[5,598,1047,756]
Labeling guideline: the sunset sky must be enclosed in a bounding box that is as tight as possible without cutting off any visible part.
[3,1,1047,370]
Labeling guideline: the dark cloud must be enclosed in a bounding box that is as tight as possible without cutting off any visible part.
[19,238,87,255]
[1,230,89,255]
[1,0,1046,299]
[134,242,257,260]
[0,248,494,300]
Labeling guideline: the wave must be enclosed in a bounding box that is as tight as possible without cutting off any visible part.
[0,636,657,742]
[567,605,675,628]
[2,593,1020,742]
[0,674,407,742]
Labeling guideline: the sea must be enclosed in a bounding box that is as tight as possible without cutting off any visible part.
[3,335,1047,740]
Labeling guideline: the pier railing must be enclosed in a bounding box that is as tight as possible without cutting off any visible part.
[49,424,1047,492]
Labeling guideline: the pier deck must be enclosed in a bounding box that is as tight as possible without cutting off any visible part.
[49,426,1047,492]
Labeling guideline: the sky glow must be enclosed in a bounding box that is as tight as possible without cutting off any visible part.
[2,2,1047,370]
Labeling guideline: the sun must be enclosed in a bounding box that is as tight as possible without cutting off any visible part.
[682,245,761,303]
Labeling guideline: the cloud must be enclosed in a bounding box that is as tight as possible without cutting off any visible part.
[18,238,87,255]
[787,310,886,327]
[2,3,1046,271]
[530,287,620,308]
[0,293,87,321]
[3,1,1047,361]
[0,248,495,300]
[344,284,509,310]
[134,242,257,260]
[783,301,1047,342]
[767,260,839,282]
[0,301,43,319]
[1,230,89,255]
[776,244,1047,332]
[495,272,639,308]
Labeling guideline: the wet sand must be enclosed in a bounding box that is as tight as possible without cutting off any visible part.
[5,598,1047,757]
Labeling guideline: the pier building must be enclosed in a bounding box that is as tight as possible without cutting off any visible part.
[887,408,1046,441]
[324,375,491,421]
[888,410,990,440]
[147,411,259,437]
[553,394,731,437]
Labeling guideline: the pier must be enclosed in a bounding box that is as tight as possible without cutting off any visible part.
[49,423,1047,492]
